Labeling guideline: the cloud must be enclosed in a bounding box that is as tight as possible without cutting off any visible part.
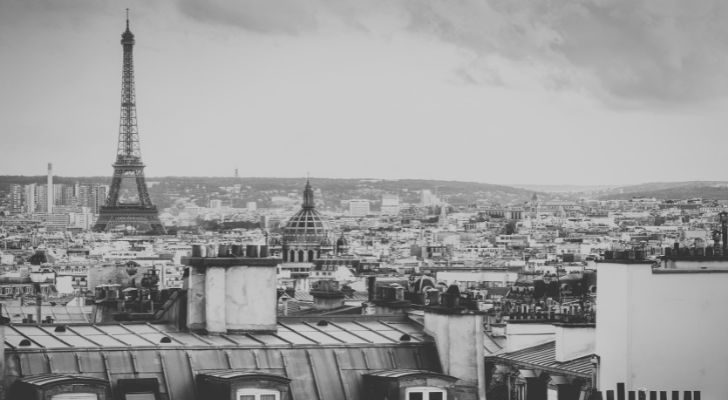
[403,0,728,105]
[176,0,318,34]
[174,0,728,105]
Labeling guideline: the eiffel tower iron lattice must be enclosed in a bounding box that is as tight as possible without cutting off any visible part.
[94,12,165,234]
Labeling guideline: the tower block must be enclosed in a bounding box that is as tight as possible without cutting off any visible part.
[93,12,165,234]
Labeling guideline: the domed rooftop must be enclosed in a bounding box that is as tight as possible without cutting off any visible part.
[336,232,348,247]
[282,180,329,244]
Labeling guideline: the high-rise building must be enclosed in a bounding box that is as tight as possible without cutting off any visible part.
[77,184,107,214]
[35,185,48,213]
[23,184,36,213]
[9,184,23,213]
[348,199,371,217]
[381,194,400,215]
[421,189,439,206]
[54,184,70,206]
[94,185,108,214]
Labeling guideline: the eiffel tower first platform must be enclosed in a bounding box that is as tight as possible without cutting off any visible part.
[94,13,165,235]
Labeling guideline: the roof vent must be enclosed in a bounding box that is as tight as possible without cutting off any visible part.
[54,325,67,333]
[400,334,412,341]
[160,336,172,343]
[316,320,329,327]
[19,339,31,347]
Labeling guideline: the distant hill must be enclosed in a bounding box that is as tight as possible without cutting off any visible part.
[596,181,728,200]
[510,184,620,193]
[0,176,541,209]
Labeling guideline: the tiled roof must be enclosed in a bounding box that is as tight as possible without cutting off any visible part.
[486,341,593,378]
[5,316,442,400]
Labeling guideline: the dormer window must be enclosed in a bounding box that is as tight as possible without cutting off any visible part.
[196,370,291,400]
[9,374,110,400]
[362,369,457,400]
[237,388,280,400]
[405,387,446,400]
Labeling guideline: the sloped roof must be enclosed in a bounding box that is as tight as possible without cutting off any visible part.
[2,303,91,324]
[485,341,593,378]
[365,369,457,381]
[14,374,108,388]
[4,317,429,350]
[198,369,291,383]
[483,332,506,356]
[4,316,442,400]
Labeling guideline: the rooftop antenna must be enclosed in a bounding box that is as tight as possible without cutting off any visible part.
[126,8,130,30]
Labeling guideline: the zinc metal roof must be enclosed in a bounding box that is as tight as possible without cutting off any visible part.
[486,341,594,378]
[15,374,108,388]
[198,369,291,382]
[4,316,442,400]
[5,317,427,350]
[2,303,91,324]
[364,369,456,380]
[483,332,505,356]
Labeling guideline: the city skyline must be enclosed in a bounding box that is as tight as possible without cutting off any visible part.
[3,1,728,185]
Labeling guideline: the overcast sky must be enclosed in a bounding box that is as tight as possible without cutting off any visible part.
[2,0,728,186]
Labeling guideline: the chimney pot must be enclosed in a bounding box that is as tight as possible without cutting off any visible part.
[246,245,258,258]
[217,245,230,257]
[206,244,217,258]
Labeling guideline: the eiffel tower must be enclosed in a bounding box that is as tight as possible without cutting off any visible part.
[94,12,165,235]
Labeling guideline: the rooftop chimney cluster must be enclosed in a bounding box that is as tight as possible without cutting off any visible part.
[190,244,270,258]
[183,245,280,334]
[503,302,595,324]
[602,249,648,261]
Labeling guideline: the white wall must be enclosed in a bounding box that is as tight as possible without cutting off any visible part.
[505,322,555,352]
[54,275,75,294]
[596,260,728,398]
[554,325,594,362]
[436,270,518,286]
[424,312,486,400]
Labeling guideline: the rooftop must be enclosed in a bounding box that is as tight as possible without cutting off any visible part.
[4,315,441,400]
[4,316,428,350]
[486,340,593,378]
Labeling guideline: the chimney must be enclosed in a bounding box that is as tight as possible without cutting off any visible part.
[183,245,280,334]
[47,163,53,214]
[424,302,487,400]
[720,212,728,254]
[367,276,376,301]
[310,280,345,311]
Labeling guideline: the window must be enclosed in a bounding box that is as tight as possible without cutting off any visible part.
[51,394,98,400]
[237,388,280,400]
[405,387,446,400]
[126,395,155,400]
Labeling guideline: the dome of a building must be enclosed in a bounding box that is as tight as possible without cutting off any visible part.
[282,180,329,244]
[336,233,348,248]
